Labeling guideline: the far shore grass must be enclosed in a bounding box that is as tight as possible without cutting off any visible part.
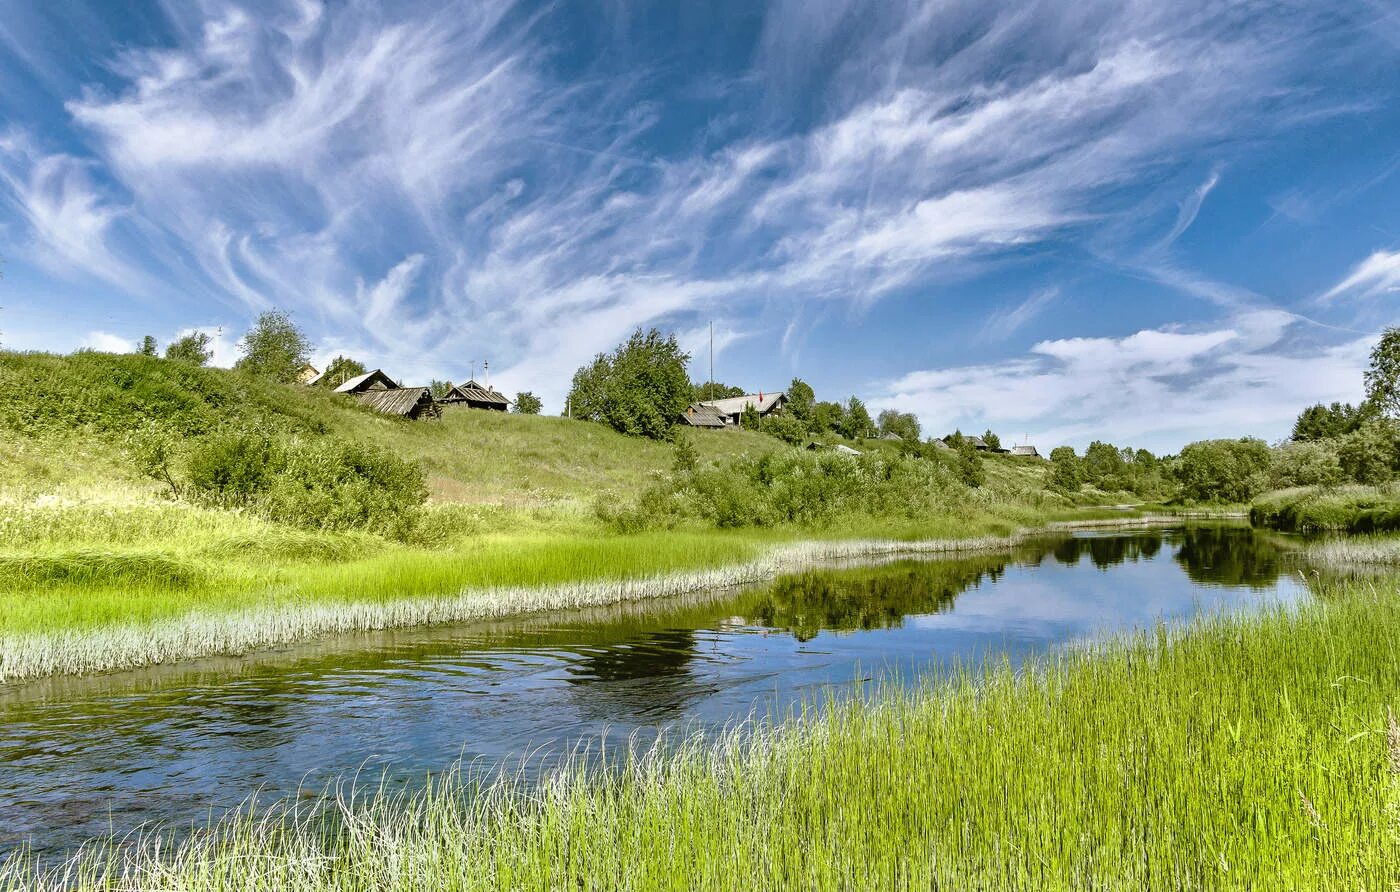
[5,574,1395,889]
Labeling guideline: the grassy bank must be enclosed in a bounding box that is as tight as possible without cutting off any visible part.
[1250,484,1400,533]
[4,576,1396,889]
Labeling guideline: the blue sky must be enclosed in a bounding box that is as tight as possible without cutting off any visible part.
[1,0,1398,452]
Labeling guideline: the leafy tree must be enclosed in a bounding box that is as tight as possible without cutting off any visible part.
[944,430,967,449]
[739,404,762,429]
[566,328,691,440]
[1365,327,1400,418]
[956,441,985,487]
[234,310,311,383]
[429,380,454,400]
[810,400,845,434]
[513,391,543,414]
[693,381,745,401]
[1291,401,1370,441]
[760,413,809,445]
[982,429,1001,451]
[318,355,367,388]
[1268,441,1344,489]
[839,397,877,440]
[1173,438,1272,503]
[672,432,699,473]
[1083,440,1129,491]
[139,335,158,357]
[1049,446,1082,493]
[1337,419,1399,484]
[878,409,921,442]
[165,331,213,366]
[786,378,816,423]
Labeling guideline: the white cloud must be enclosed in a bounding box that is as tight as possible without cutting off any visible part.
[80,331,134,353]
[874,312,1372,453]
[978,288,1061,342]
[1321,249,1400,301]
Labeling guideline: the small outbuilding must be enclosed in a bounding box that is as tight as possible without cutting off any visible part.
[679,403,729,428]
[355,386,439,420]
[1011,444,1045,460]
[440,380,510,411]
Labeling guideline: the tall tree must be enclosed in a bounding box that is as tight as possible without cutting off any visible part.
[839,397,877,439]
[139,335,158,356]
[810,400,845,434]
[1049,446,1082,493]
[982,429,1002,451]
[786,378,816,423]
[566,328,691,440]
[165,331,213,365]
[693,381,745,401]
[513,391,543,414]
[1365,327,1400,418]
[429,380,454,400]
[877,409,921,441]
[1292,401,1369,441]
[318,355,367,388]
[234,310,311,383]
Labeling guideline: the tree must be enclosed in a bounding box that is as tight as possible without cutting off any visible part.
[1083,440,1129,491]
[982,429,1001,451]
[566,328,691,440]
[760,413,809,445]
[739,404,762,429]
[810,401,845,434]
[693,381,745,401]
[514,391,543,414]
[1268,441,1344,489]
[1049,446,1082,493]
[1365,327,1400,418]
[786,378,816,423]
[838,397,876,439]
[672,432,698,473]
[318,355,367,388]
[139,335,158,356]
[956,440,985,487]
[234,310,311,383]
[429,380,454,400]
[1337,419,1399,484]
[165,331,213,365]
[1291,401,1370,441]
[1172,438,1272,503]
[877,409,921,442]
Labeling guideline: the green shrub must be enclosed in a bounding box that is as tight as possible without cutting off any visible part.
[184,429,274,507]
[1174,437,1271,503]
[259,438,427,537]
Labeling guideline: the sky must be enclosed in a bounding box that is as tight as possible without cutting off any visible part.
[0,0,1398,453]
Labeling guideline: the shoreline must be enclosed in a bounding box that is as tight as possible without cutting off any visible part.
[0,514,1234,684]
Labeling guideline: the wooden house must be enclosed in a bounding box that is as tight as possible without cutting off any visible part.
[441,380,510,411]
[296,363,321,385]
[1011,444,1045,460]
[334,369,400,394]
[679,403,729,428]
[695,391,788,426]
[354,386,438,419]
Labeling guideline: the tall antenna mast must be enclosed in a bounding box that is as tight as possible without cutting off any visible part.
[483,360,490,388]
[709,321,714,400]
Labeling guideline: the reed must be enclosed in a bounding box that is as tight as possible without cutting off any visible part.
[3,576,1395,889]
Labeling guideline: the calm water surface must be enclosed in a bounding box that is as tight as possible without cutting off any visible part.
[0,526,1306,857]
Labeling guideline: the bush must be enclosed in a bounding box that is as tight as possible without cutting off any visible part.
[956,443,985,488]
[1267,441,1344,489]
[600,449,969,531]
[566,329,691,440]
[1173,438,1271,503]
[184,429,274,508]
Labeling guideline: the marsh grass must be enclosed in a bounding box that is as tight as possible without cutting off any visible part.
[4,578,1396,890]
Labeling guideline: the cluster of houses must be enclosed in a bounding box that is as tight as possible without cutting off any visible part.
[296,361,1047,458]
[298,363,510,420]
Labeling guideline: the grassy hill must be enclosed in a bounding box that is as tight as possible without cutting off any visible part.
[0,350,784,505]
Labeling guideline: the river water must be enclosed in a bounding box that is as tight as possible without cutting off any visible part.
[0,525,1307,857]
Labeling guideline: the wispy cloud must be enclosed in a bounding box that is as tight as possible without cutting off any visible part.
[1321,249,1400,301]
[978,287,1061,342]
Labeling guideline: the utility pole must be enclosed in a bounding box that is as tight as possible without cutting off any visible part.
[708,320,714,401]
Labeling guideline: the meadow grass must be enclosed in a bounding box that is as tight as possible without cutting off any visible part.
[1251,484,1400,533]
[3,576,1396,890]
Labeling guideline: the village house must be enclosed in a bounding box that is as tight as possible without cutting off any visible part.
[295,363,320,385]
[694,391,789,426]
[440,380,510,411]
[333,369,438,420]
[1011,444,1045,460]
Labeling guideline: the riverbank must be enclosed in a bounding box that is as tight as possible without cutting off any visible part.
[0,509,1213,682]
[3,571,1392,889]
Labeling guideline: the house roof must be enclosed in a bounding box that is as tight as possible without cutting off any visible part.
[355,387,433,417]
[833,444,862,456]
[680,403,728,427]
[304,369,327,386]
[696,391,787,416]
[1011,444,1043,458]
[445,380,509,406]
[334,369,399,394]
[966,436,989,449]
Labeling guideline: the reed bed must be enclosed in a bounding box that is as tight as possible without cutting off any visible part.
[0,531,1060,682]
[4,578,1397,890]
[1306,534,1400,567]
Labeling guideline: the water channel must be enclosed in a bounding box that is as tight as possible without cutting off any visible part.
[0,525,1308,857]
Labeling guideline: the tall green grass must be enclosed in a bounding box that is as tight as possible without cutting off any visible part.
[1251,484,1400,533]
[4,578,1396,889]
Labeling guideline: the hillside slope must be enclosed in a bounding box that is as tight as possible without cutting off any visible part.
[0,351,783,505]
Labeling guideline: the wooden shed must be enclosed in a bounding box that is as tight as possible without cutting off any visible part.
[354,386,439,420]
[679,403,729,428]
[441,380,510,411]
[334,369,400,394]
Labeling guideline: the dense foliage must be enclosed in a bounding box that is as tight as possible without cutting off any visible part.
[164,331,213,366]
[513,391,542,414]
[234,310,312,383]
[567,328,691,440]
[1173,438,1272,503]
[1365,326,1400,417]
